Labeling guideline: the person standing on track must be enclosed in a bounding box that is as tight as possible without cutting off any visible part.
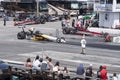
[81,34,87,55]
[3,15,6,26]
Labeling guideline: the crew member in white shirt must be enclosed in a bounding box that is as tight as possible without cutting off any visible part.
[81,34,86,55]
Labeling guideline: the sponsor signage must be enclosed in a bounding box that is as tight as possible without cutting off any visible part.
[113,36,120,43]
[105,4,112,11]
[4,0,21,2]
[94,4,112,12]
[71,3,79,9]
[116,5,120,11]
[21,0,33,3]
[35,0,46,1]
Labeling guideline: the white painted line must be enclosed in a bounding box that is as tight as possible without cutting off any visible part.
[55,58,120,68]
[17,50,120,68]
[0,58,25,65]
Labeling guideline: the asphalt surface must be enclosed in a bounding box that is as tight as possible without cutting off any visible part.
[0,18,120,75]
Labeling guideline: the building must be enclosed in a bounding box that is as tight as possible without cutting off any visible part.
[94,0,120,28]
[2,0,48,13]
[47,0,94,14]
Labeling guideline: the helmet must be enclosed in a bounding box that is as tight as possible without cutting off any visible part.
[29,27,34,32]
[35,30,40,35]
[35,30,42,35]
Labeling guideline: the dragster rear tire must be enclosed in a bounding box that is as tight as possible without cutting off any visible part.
[63,29,67,34]
[26,31,32,40]
[17,32,26,39]
[62,28,70,34]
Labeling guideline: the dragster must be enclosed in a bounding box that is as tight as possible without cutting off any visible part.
[62,27,102,36]
[32,32,66,43]
[14,17,46,26]
[14,19,36,26]
[62,26,120,42]
[17,26,66,43]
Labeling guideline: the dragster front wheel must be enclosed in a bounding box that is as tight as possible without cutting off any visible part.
[56,37,66,43]
[56,38,61,43]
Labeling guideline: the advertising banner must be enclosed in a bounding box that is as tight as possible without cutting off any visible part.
[94,4,112,12]
[4,0,21,2]
[113,36,120,43]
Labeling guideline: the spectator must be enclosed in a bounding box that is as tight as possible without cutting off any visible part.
[45,56,49,60]
[41,56,49,70]
[85,20,90,30]
[25,58,32,68]
[85,64,94,80]
[63,67,70,79]
[66,18,70,27]
[0,61,9,70]
[79,8,84,15]
[63,67,68,74]
[0,62,11,80]
[3,15,6,26]
[32,55,41,70]
[47,58,54,71]
[81,34,87,55]
[112,73,118,80]
[75,20,81,31]
[76,64,85,80]
[5,15,9,21]
[53,61,60,72]
[76,63,85,75]
[72,19,75,27]
[97,65,103,79]
[77,16,84,27]
[80,18,84,28]
[61,18,66,29]
[118,74,120,80]
[39,58,43,63]
[100,65,108,80]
